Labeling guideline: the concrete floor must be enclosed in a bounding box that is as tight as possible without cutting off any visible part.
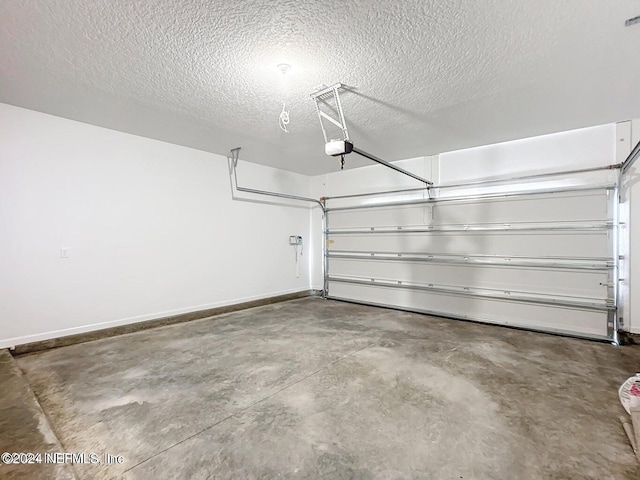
[0,350,76,480]
[3,297,640,479]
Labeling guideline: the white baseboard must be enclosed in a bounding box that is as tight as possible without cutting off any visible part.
[0,288,310,349]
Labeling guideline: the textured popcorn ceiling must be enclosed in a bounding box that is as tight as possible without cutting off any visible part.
[1,0,639,175]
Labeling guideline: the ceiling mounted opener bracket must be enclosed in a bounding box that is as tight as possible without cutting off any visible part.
[310,83,350,145]
[310,83,351,169]
[310,83,434,195]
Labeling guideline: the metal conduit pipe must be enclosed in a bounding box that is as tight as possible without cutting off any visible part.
[230,148,325,211]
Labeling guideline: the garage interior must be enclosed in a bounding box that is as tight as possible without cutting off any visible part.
[2,1,640,479]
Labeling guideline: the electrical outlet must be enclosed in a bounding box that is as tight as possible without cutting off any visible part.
[60,248,69,258]
[289,236,302,245]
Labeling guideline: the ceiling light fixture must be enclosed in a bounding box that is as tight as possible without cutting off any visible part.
[277,63,291,74]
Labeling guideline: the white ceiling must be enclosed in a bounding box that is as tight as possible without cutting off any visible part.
[1,0,639,175]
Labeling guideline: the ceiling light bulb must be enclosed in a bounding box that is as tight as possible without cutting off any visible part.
[277,63,291,75]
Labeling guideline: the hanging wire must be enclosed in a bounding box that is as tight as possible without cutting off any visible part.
[279,102,290,133]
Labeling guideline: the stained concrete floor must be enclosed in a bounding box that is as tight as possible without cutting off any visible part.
[3,297,640,479]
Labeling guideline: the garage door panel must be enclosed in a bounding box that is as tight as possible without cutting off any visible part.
[432,193,609,225]
[328,259,609,299]
[327,282,610,339]
[328,191,611,229]
[328,232,610,258]
[329,204,428,229]
[324,185,615,341]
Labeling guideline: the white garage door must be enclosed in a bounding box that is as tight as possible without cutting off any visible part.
[325,183,618,341]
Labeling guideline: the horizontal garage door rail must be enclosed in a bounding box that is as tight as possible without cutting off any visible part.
[327,251,614,271]
[324,184,616,212]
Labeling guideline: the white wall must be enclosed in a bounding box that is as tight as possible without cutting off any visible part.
[438,125,615,183]
[0,104,313,348]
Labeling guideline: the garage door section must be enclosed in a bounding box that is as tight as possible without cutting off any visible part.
[325,183,617,341]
